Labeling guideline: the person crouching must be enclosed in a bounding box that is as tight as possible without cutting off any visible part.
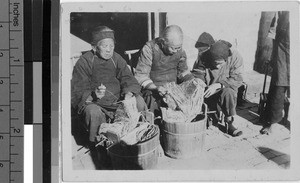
[195,40,244,137]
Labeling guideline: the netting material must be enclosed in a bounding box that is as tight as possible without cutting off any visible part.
[161,78,206,123]
[98,97,157,145]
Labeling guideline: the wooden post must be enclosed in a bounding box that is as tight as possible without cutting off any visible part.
[154,12,160,38]
[147,12,152,41]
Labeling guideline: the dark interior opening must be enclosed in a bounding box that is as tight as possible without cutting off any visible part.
[70,13,149,65]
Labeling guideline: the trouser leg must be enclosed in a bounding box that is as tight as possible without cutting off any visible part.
[82,104,107,142]
[264,85,287,124]
[205,88,237,118]
[205,88,241,136]
[219,88,237,118]
[220,88,241,136]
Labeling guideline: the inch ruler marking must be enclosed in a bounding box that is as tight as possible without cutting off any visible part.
[0,0,24,183]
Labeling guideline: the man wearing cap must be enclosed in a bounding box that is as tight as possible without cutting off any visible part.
[134,25,194,116]
[192,32,215,80]
[71,26,147,148]
[196,40,244,137]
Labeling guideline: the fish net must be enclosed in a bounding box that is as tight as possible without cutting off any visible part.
[98,97,157,145]
[161,78,206,123]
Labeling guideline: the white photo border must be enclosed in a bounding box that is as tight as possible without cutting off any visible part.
[60,1,300,182]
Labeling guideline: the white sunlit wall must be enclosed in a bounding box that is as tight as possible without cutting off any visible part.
[167,11,261,72]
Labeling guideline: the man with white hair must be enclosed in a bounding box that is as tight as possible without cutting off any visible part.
[135,25,194,116]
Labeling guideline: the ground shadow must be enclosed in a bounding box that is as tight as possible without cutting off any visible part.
[236,99,262,125]
[71,110,90,147]
[236,98,291,131]
[257,146,290,168]
[206,98,265,134]
[279,118,290,131]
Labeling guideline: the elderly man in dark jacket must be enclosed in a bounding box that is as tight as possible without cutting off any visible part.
[135,25,194,116]
[71,26,146,146]
[194,40,244,137]
[260,11,290,135]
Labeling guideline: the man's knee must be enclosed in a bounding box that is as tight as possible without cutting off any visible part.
[83,104,106,126]
[221,88,237,99]
[219,88,238,116]
[84,104,103,116]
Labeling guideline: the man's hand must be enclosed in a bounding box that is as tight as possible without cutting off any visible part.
[157,86,167,96]
[95,84,106,99]
[204,83,222,98]
[146,83,167,96]
[147,83,157,90]
[124,92,134,100]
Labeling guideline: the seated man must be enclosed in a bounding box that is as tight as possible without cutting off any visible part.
[135,25,194,116]
[71,26,147,148]
[194,40,244,137]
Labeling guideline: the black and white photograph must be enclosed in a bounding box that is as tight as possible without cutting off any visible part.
[60,1,300,182]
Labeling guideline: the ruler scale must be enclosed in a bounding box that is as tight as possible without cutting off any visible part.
[0,0,24,182]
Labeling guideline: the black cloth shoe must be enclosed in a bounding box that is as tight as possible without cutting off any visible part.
[225,117,243,137]
[227,123,243,137]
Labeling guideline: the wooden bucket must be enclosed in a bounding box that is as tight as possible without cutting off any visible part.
[161,104,207,159]
[107,125,160,170]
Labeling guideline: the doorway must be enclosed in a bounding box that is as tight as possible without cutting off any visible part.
[70,12,167,66]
